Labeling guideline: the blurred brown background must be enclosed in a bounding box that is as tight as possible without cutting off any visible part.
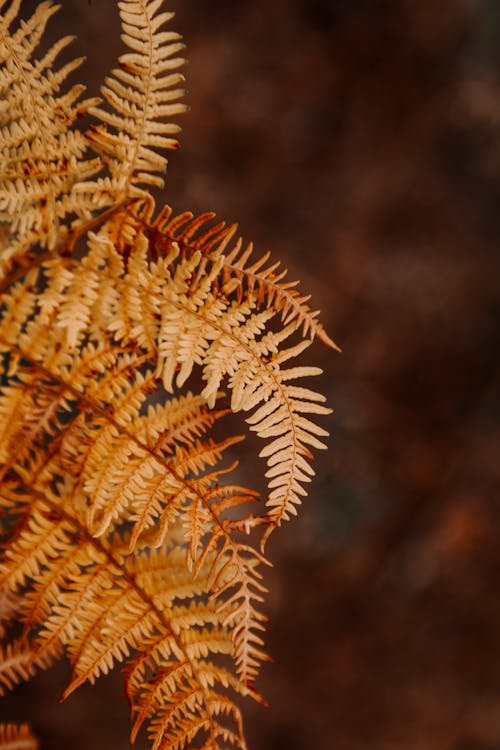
[4,1,500,749]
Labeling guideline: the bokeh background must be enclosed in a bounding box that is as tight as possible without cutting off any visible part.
[3,1,500,749]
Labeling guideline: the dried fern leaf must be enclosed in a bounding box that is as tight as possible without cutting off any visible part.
[0,201,331,544]
[0,2,334,747]
[0,639,52,696]
[106,238,331,539]
[0,326,272,688]
[0,0,101,267]
[151,206,339,350]
[79,0,187,204]
[0,724,37,750]
[1,473,251,750]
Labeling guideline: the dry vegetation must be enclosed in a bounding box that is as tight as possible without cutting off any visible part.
[3,1,500,750]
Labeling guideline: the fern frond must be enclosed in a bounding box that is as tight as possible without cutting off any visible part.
[150,206,339,350]
[1,473,251,750]
[0,327,271,688]
[64,224,329,540]
[0,723,37,750]
[0,639,51,695]
[0,1,334,747]
[123,545,249,750]
[79,0,187,205]
[0,0,101,266]
[207,539,271,690]
[0,197,331,542]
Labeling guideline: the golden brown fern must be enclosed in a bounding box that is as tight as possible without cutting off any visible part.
[0,1,336,749]
[0,724,37,750]
[78,0,187,205]
[0,0,101,268]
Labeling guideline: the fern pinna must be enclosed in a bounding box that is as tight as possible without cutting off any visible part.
[0,1,336,749]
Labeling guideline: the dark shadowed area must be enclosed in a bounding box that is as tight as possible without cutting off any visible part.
[3,1,500,749]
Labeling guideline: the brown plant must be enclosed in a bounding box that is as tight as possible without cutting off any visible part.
[0,2,334,749]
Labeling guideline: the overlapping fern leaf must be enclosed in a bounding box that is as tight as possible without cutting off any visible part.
[0,1,335,749]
